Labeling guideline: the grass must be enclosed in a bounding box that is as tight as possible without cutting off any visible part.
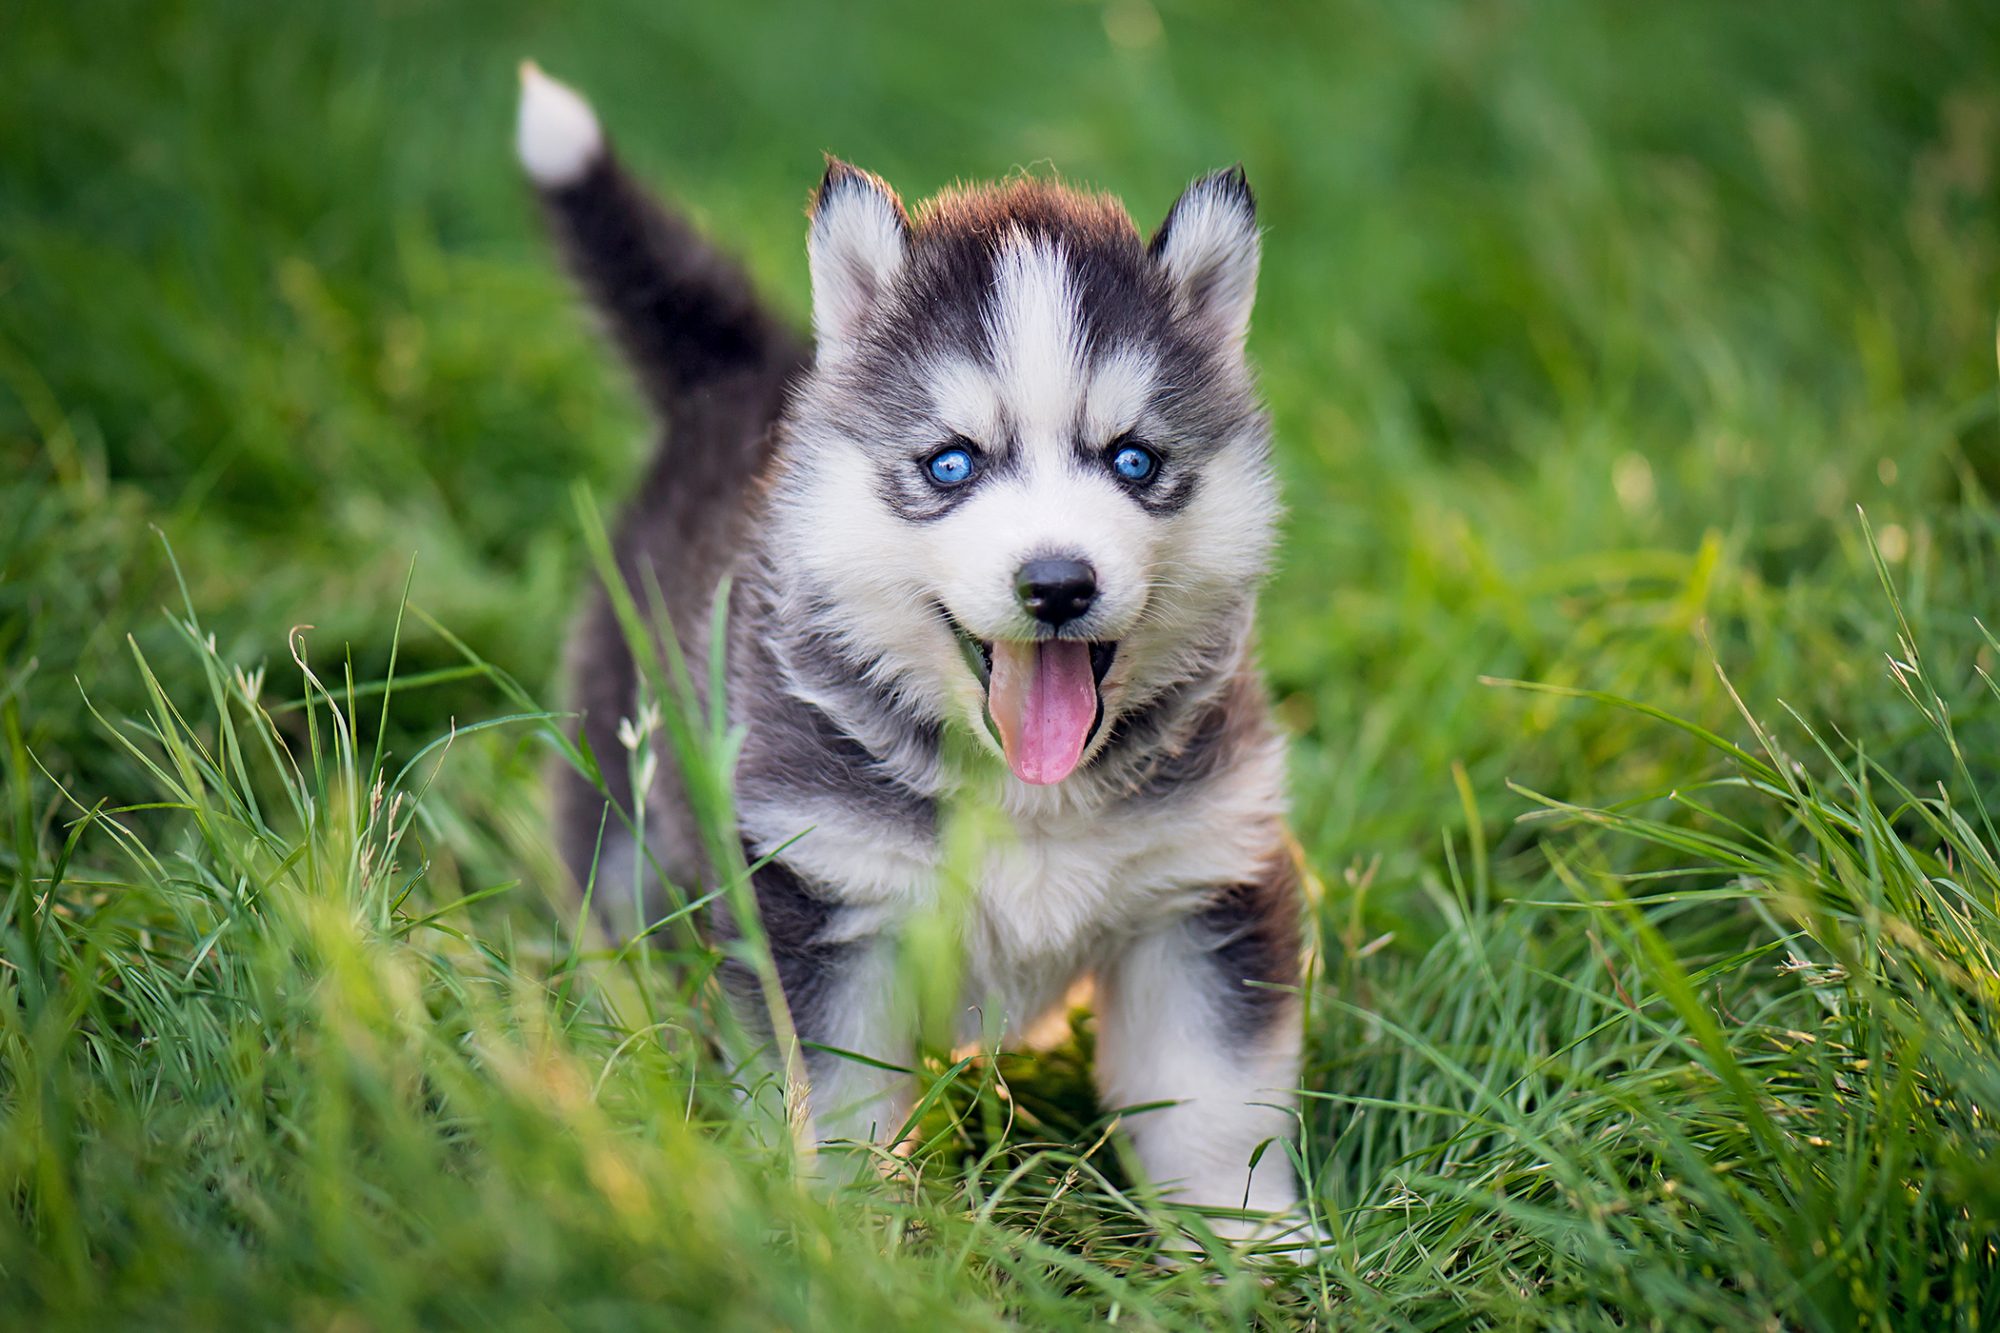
[4,0,2000,1326]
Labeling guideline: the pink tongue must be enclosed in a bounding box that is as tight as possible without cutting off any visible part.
[986,640,1097,785]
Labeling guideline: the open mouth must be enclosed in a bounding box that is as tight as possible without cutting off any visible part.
[943,609,1116,786]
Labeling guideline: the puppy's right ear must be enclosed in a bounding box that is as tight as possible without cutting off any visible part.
[809,159,909,356]
[1149,166,1260,350]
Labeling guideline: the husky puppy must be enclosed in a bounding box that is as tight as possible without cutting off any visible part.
[519,65,1304,1237]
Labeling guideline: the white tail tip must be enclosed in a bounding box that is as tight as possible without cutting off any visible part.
[516,61,603,188]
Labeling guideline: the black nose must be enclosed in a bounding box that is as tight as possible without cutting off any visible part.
[1015,557,1097,627]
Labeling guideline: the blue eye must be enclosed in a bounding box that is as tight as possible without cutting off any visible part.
[925,446,976,487]
[1111,442,1159,483]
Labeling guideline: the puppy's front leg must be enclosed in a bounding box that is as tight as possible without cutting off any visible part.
[1094,863,1303,1237]
[732,858,912,1152]
[795,936,914,1148]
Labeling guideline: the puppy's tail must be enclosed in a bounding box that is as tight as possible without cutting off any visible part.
[519,65,808,895]
[515,62,806,434]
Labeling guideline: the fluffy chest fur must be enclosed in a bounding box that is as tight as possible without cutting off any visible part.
[960,739,1287,1029]
[738,701,1288,1035]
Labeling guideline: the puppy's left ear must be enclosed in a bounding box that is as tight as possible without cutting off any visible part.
[809,158,910,357]
[1149,166,1260,348]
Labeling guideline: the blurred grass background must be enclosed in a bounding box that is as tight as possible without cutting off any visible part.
[4,0,2000,1327]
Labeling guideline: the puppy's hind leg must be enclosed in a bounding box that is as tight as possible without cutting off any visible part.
[1093,858,1306,1249]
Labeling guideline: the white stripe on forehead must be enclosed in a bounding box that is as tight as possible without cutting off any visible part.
[985,233,1085,448]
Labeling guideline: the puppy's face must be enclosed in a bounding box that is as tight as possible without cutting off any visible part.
[774,168,1276,787]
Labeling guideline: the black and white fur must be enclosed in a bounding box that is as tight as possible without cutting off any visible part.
[520,65,1304,1239]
